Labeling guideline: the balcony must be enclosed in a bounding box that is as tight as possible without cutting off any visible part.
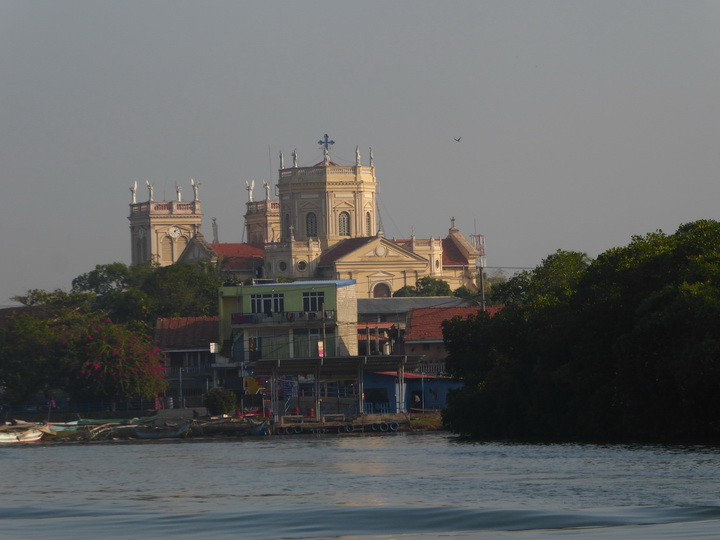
[231,311,336,325]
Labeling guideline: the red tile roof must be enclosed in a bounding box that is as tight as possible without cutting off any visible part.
[155,317,219,349]
[209,243,264,271]
[441,238,470,266]
[404,306,503,342]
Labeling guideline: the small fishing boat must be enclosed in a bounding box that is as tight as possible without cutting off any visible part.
[132,423,190,439]
[0,428,44,444]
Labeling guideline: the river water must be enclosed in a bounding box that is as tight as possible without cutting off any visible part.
[2,432,720,539]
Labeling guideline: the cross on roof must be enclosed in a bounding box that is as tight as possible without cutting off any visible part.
[318,133,335,151]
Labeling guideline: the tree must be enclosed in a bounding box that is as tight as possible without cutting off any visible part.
[205,388,237,415]
[442,222,720,443]
[393,277,452,297]
[72,262,222,335]
[0,291,166,406]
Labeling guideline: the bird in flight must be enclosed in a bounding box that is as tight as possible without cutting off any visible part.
[454,137,461,142]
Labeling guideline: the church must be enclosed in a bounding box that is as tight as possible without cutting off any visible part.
[128,136,485,298]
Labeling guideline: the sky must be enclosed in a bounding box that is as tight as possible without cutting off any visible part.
[2,1,720,306]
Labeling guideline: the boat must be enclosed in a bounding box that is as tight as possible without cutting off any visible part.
[0,428,44,444]
[132,423,190,439]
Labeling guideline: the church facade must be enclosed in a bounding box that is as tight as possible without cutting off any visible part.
[243,137,484,298]
[129,136,484,298]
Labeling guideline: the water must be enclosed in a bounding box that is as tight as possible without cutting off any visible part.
[2,432,720,539]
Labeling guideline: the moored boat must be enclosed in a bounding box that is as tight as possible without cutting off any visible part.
[132,423,190,439]
[0,428,44,444]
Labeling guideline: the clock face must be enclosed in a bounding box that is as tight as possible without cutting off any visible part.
[168,226,181,238]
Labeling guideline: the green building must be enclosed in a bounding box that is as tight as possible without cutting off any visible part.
[218,280,358,366]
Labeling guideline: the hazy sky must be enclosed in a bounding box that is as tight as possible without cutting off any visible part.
[2,1,720,305]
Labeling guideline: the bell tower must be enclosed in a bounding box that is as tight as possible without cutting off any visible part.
[260,136,379,281]
[276,138,378,249]
[128,179,203,266]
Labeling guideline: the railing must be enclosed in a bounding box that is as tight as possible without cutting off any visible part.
[129,201,200,216]
[231,311,336,324]
[279,166,374,178]
[246,200,280,214]
[416,363,447,375]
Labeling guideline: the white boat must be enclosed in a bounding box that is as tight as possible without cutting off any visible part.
[0,428,44,444]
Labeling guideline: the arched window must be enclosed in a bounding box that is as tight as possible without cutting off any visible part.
[306,213,317,238]
[338,211,350,236]
[365,212,372,236]
[372,283,391,298]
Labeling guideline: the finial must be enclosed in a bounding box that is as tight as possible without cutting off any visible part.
[292,148,299,168]
[279,151,284,169]
[175,182,182,202]
[451,216,457,229]
[212,217,218,243]
[245,180,254,202]
[145,180,154,202]
[130,181,137,204]
[263,180,270,201]
[355,146,361,166]
[369,147,374,167]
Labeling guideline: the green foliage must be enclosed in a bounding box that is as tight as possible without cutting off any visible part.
[443,224,720,443]
[393,277,452,297]
[72,262,222,335]
[204,388,238,415]
[453,285,474,299]
[0,292,166,406]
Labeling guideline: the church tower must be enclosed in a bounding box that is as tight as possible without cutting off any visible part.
[260,136,379,280]
[243,179,281,244]
[277,136,378,248]
[128,179,203,266]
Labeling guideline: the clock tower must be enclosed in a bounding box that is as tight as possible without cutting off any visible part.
[128,179,203,266]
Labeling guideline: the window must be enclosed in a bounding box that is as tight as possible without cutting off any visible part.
[303,291,325,312]
[251,294,284,315]
[306,212,317,237]
[284,214,291,239]
[365,212,372,236]
[338,211,350,236]
[297,261,307,271]
[372,283,391,298]
[279,261,287,272]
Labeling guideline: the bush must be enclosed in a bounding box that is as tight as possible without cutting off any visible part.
[204,388,237,415]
